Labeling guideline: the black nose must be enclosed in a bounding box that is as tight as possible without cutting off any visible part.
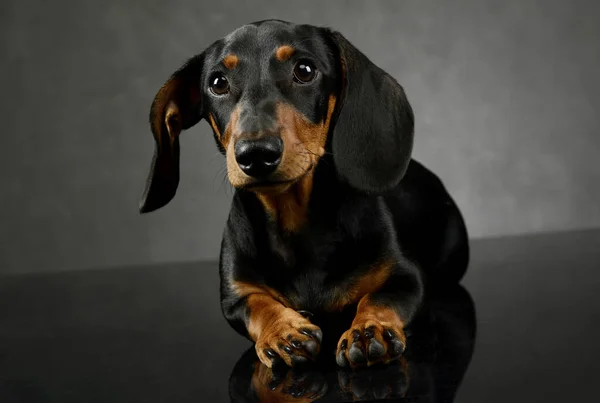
[234,137,283,178]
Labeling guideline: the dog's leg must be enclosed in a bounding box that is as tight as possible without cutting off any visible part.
[247,293,323,368]
[335,263,423,369]
[223,283,323,368]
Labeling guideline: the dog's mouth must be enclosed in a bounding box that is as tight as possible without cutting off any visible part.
[241,164,316,193]
[245,178,295,189]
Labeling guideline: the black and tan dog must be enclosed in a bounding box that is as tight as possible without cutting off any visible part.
[139,19,469,370]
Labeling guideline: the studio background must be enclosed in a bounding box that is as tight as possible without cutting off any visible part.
[1,0,598,275]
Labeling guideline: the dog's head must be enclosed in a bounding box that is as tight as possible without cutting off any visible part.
[139,20,414,213]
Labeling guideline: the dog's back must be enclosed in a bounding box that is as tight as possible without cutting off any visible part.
[385,159,470,284]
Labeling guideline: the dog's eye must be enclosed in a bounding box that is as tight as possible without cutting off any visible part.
[209,74,230,95]
[293,60,316,83]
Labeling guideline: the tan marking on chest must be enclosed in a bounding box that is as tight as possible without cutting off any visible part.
[256,170,316,233]
[328,259,394,312]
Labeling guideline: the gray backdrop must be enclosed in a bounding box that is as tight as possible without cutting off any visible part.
[1,0,599,275]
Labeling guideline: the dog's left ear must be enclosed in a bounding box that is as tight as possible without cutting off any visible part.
[139,54,205,214]
[328,31,415,193]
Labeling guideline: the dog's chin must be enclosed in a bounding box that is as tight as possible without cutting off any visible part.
[231,165,315,195]
[246,180,295,195]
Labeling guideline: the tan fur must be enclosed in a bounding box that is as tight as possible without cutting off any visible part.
[151,79,181,150]
[231,281,288,307]
[150,75,201,151]
[336,295,407,368]
[223,107,244,184]
[220,93,336,232]
[275,45,295,62]
[255,170,316,232]
[164,101,182,148]
[208,113,221,138]
[232,281,320,368]
[352,297,406,336]
[253,96,337,232]
[328,259,394,311]
[223,54,239,70]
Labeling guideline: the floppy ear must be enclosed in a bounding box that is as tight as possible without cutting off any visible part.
[139,54,205,214]
[329,31,415,193]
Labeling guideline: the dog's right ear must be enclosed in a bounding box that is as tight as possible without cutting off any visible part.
[139,54,205,214]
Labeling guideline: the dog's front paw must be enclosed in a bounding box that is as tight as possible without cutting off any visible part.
[256,308,323,368]
[336,319,406,369]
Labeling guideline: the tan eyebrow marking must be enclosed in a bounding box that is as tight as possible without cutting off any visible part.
[275,45,295,62]
[222,54,239,69]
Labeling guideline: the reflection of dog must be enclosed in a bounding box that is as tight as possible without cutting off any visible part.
[228,285,476,402]
[140,19,470,369]
[250,362,329,403]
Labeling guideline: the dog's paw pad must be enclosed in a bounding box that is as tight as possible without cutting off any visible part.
[336,320,406,369]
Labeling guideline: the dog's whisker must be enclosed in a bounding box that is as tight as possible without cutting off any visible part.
[219,167,235,197]
[207,151,225,166]
[213,164,228,192]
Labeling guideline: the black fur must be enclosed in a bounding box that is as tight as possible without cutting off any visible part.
[140,53,205,213]
[328,31,415,193]
[139,19,469,365]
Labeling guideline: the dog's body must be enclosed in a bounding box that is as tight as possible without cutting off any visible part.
[139,20,469,370]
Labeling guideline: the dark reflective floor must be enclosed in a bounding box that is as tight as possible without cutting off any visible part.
[1,229,599,402]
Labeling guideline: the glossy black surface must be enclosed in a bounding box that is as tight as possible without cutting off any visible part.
[1,229,599,402]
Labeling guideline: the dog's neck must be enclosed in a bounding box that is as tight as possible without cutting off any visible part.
[254,169,316,233]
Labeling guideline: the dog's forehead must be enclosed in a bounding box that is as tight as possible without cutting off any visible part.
[214,20,325,62]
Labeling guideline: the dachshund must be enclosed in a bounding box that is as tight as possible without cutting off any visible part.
[139,19,469,370]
